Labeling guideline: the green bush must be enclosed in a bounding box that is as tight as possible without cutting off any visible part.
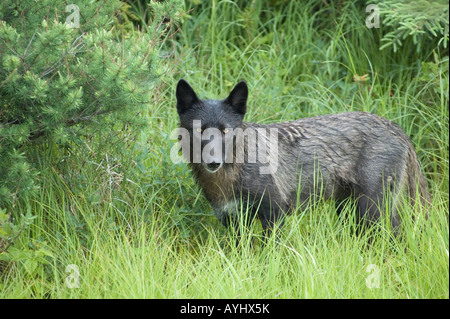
[0,0,180,208]
[0,0,181,258]
[370,0,449,51]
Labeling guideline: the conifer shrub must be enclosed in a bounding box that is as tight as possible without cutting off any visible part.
[0,0,181,250]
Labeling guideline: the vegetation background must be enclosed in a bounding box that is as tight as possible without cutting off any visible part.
[0,0,448,298]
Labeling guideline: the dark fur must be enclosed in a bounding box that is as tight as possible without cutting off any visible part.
[176,79,430,240]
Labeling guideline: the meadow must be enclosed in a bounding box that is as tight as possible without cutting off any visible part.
[0,0,448,298]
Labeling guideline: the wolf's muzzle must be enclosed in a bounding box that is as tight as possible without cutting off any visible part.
[204,161,222,173]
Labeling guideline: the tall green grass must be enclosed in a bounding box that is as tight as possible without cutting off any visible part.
[1,0,448,298]
[2,169,447,298]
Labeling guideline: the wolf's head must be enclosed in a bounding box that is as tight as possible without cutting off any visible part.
[176,79,248,173]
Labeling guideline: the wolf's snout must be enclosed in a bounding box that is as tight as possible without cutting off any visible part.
[205,161,222,172]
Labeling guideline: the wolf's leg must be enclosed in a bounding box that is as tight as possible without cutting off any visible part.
[356,174,402,235]
[258,206,286,247]
[356,194,381,229]
[333,182,353,217]
[384,174,402,234]
[354,149,398,233]
[220,214,242,246]
[354,175,383,233]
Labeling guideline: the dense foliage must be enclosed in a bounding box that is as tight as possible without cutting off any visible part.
[0,0,181,251]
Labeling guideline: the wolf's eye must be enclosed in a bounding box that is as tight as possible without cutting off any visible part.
[195,127,202,133]
[223,128,230,134]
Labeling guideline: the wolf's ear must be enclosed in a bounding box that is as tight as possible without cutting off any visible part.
[176,79,200,114]
[224,81,248,116]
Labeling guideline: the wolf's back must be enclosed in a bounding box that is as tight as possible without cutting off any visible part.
[239,111,429,214]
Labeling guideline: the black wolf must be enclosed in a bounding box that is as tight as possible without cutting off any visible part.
[175,79,430,240]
